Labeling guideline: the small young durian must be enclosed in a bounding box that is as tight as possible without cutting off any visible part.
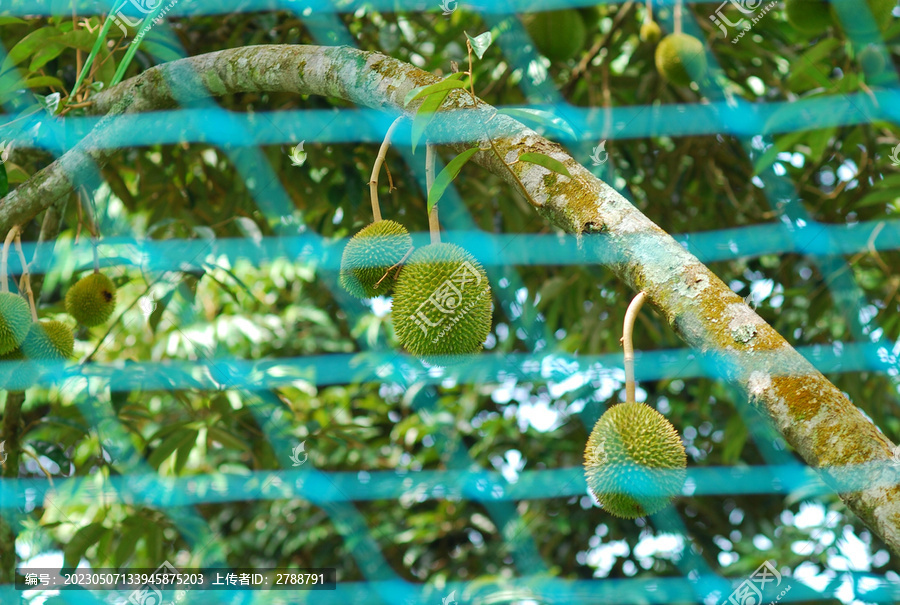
[654,33,707,87]
[0,292,32,355]
[525,9,588,62]
[640,20,662,44]
[584,402,686,519]
[784,0,833,33]
[66,272,117,327]
[391,242,491,364]
[21,320,75,361]
[339,220,413,299]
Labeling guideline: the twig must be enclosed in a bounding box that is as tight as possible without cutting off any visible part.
[622,291,647,403]
[675,0,683,35]
[1,225,18,294]
[368,116,405,222]
[375,245,414,287]
[426,144,440,244]
[14,232,38,321]
[21,448,56,488]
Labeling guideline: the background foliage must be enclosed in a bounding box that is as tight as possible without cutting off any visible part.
[1,1,900,603]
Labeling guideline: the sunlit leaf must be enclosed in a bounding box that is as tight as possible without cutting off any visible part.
[427,147,479,212]
[519,152,571,177]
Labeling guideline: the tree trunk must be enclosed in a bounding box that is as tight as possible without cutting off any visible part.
[1,44,897,553]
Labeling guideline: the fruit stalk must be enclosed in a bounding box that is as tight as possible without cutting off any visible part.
[426,144,441,244]
[14,232,38,322]
[0,225,16,294]
[623,290,647,403]
[645,0,653,24]
[369,116,404,223]
[674,0,683,35]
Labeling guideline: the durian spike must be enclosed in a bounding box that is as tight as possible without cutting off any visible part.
[369,116,405,222]
[622,291,647,403]
[426,144,441,244]
[13,232,38,322]
[1,225,18,294]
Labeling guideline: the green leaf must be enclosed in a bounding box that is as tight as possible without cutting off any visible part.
[0,17,27,27]
[64,522,107,569]
[411,88,460,154]
[403,72,466,107]
[518,152,571,177]
[465,31,493,59]
[28,44,65,73]
[23,76,65,91]
[174,428,199,474]
[47,30,99,51]
[148,428,197,469]
[404,78,467,106]
[0,163,8,199]
[141,39,185,64]
[113,521,144,567]
[0,27,61,76]
[208,426,251,452]
[427,147,479,212]
[498,108,577,139]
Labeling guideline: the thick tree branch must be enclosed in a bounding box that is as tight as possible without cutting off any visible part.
[0,44,897,552]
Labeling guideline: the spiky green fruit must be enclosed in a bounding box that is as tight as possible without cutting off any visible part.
[655,33,707,87]
[0,292,32,355]
[21,320,74,361]
[0,347,38,390]
[65,272,117,326]
[391,243,492,363]
[526,9,587,62]
[339,220,413,299]
[640,20,662,44]
[785,0,833,33]
[584,402,686,519]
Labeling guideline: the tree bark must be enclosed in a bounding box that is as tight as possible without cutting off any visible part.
[1,44,898,552]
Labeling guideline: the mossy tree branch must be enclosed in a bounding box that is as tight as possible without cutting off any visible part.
[0,44,897,553]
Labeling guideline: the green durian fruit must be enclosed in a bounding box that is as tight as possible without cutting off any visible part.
[785,0,833,34]
[339,220,413,299]
[584,402,686,519]
[0,292,32,355]
[640,20,662,44]
[21,320,74,361]
[526,9,588,62]
[65,272,117,327]
[391,243,492,363]
[655,33,707,86]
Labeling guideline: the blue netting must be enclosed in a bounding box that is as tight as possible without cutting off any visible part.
[1,0,900,603]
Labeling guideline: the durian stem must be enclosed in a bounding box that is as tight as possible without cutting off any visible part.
[426,143,441,244]
[92,237,100,274]
[14,232,38,322]
[623,291,647,403]
[674,0,683,35]
[1,225,17,294]
[369,116,404,223]
[645,0,653,24]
